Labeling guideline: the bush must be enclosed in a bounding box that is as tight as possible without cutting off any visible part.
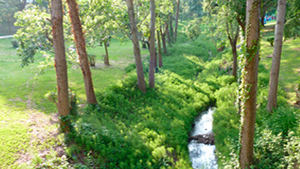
[10,39,19,48]
[267,37,275,46]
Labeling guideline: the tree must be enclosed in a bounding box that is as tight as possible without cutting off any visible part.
[126,0,147,93]
[0,0,22,33]
[239,0,261,168]
[267,0,287,112]
[157,30,163,67]
[284,0,300,39]
[51,0,70,132]
[66,0,97,104]
[80,0,119,66]
[174,0,180,42]
[149,0,156,88]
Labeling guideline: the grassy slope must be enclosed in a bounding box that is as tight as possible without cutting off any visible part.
[213,20,300,167]
[0,37,148,168]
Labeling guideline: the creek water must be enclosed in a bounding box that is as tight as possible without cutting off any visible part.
[188,108,218,169]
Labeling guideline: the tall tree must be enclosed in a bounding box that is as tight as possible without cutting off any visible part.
[149,0,156,88]
[51,0,70,132]
[174,0,180,42]
[157,30,163,67]
[239,0,261,168]
[66,0,97,104]
[160,23,168,54]
[284,0,300,39]
[0,0,22,33]
[126,0,147,93]
[267,0,287,112]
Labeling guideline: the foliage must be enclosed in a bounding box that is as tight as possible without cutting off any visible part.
[284,0,300,39]
[184,18,202,41]
[267,36,274,46]
[214,33,300,168]
[67,38,233,168]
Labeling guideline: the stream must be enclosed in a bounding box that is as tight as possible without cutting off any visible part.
[188,108,218,169]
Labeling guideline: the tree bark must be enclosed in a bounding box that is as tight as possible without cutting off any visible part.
[66,0,97,104]
[231,41,238,77]
[160,25,168,54]
[169,13,174,43]
[126,0,147,93]
[166,15,172,47]
[239,0,261,168]
[267,0,287,112]
[174,0,180,42]
[261,10,266,27]
[51,0,70,133]
[157,30,163,68]
[104,41,110,66]
[149,0,155,88]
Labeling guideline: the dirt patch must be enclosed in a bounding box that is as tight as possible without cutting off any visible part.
[14,111,66,166]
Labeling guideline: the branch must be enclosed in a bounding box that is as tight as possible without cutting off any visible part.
[137,12,150,29]
[236,15,245,33]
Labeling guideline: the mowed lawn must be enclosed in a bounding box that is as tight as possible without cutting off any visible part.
[0,37,148,168]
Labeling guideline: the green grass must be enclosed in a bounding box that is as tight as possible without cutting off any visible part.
[0,37,149,168]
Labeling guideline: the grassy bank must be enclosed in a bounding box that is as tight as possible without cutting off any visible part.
[213,21,300,168]
[65,33,238,168]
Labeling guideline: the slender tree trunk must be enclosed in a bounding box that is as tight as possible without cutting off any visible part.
[174,0,180,42]
[160,26,168,54]
[126,0,147,93]
[104,41,110,66]
[166,16,172,47]
[149,0,155,88]
[157,30,163,68]
[169,13,174,43]
[261,10,266,27]
[239,0,261,168]
[231,41,238,77]
[267,0,287,112]
[66,0,97,104]
[7,18,11,34]
[51,0,70,133]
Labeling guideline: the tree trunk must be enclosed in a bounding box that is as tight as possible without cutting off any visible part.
[104,41,110,66]
[267,0,287,112]
[160,26,168,54]
[239,0,261,168]
[66,0,97,104]
[157,30,163,68]
[126,0,147,93]
[261,10,266,27]
[174,0,180,42]
[51,0,70,133]
[166,16,172,47]
[169,13,174,43]
[231,41,238,77]
[149,0,155,88]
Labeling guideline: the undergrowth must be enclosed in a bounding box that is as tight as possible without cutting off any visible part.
[213,43,300,168]
[66,34,234,168]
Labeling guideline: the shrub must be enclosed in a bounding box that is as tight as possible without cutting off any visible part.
[10,39,19,48]
[267,37,275,46]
